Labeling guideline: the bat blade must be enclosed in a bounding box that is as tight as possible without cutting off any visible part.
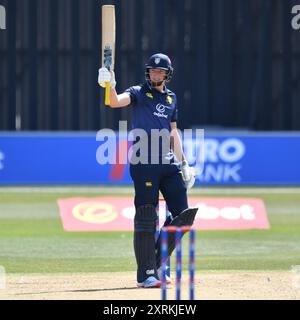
[102,5,115,105]
[102,5,115,71]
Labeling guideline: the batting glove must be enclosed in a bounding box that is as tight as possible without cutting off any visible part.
[98,68,116,89]
[179,160,196,189]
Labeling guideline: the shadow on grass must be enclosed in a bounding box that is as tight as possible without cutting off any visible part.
[13,285,158,296]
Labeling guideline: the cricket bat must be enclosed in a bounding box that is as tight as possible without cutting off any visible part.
[102,5,116,105]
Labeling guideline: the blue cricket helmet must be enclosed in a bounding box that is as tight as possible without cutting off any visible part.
[145,53,174,83]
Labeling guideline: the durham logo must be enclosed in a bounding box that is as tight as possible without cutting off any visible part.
[0,5,6,30]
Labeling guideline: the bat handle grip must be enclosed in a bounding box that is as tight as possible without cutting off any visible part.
[105,82,110,105]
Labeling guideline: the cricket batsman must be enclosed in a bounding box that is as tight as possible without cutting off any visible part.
[98,53,198,288]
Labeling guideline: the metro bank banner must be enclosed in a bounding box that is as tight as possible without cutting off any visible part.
[0,132,299,185]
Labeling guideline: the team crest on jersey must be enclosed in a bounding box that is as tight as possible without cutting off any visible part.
[155,57,160,64]
[167,96,173,104]
[146,92,153,99]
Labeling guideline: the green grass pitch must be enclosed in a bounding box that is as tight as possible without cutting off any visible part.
[0,186,300,274]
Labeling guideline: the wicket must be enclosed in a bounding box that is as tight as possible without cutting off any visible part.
[161,226,195,300]
[156,198,171,277]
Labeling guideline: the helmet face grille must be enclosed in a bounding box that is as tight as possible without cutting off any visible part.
[145,69,173,84]
[145,53,173,84]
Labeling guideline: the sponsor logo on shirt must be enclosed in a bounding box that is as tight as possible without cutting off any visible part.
[153,103,172,119]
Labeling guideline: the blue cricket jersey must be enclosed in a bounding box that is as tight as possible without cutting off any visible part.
[125,83,178,132]
[125,83,178,163]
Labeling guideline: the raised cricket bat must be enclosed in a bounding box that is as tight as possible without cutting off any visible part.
[102,5,115,105]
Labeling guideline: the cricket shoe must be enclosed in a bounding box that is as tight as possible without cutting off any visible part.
[137,276,161,288]
[157,266,172,285]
